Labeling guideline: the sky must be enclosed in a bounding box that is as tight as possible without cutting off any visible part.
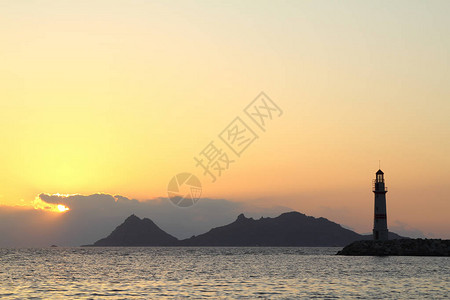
[0,0,449,245]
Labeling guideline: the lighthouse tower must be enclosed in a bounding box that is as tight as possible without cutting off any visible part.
[373,169,388,241]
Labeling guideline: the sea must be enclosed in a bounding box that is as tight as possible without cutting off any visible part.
[0,247,448,299]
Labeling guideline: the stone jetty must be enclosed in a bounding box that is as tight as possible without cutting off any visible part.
[337,239,450,256]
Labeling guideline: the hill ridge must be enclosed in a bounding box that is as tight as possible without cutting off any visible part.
[86,211,406,247]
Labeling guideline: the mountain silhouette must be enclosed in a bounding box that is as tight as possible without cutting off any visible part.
[91,214,178,246]
[87,211,407,247]
[361,231,405,240]
[182,212,362,246]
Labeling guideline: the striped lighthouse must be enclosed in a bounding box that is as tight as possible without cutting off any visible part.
[373,169,388,241]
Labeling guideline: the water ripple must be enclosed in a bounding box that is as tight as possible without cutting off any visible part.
[0,247,448,299]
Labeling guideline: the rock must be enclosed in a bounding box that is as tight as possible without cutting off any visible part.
[336,239,450,256]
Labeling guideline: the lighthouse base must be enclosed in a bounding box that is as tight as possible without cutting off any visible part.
[373,229,389,241]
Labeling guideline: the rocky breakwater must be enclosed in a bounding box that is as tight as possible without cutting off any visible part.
[337,239,450,256]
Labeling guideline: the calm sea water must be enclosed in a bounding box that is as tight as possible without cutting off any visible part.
[0,247,448,299]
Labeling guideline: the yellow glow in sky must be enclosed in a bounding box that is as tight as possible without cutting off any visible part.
[0,1,449,237]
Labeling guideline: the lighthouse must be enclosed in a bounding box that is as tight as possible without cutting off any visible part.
[373,169,388,241]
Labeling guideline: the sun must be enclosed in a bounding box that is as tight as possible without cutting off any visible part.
[32,195,71,213]
[57,204,70,212]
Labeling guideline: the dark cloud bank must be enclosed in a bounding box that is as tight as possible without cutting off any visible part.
[0,194,291,247]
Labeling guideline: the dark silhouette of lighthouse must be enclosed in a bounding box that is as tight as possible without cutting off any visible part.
[373,169,388,240]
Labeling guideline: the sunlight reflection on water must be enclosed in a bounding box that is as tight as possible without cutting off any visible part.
[0,247,448,299]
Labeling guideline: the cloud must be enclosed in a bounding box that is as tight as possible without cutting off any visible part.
[0,194,292,247]
[390,220,429,238]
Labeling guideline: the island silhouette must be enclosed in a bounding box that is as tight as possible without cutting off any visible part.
[85,212,405,247]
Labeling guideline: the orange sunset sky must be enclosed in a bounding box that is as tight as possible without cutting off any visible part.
[1,1,449,239]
